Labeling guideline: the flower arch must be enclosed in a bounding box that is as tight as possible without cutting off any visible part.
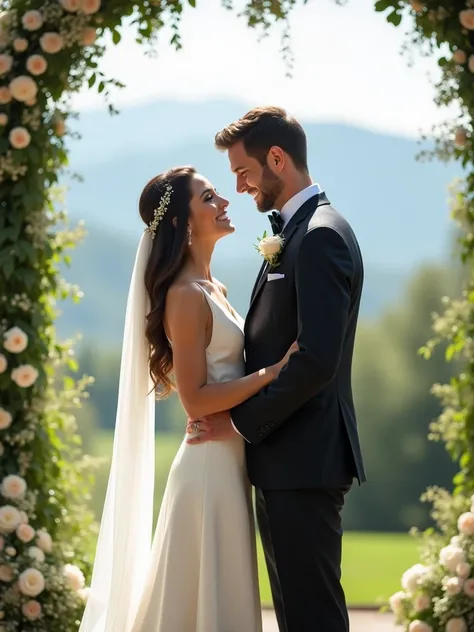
[1,0,474,629]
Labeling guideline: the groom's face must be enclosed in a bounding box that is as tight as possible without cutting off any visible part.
[228,141,284,213]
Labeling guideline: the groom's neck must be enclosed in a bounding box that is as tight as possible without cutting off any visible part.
[275,172,313,211]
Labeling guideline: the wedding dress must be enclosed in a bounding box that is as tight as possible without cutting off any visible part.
[129,282,262,632]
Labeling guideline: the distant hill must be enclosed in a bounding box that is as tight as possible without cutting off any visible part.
[55,99,459,344]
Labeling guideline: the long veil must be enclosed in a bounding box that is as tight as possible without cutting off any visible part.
[79,232,155,632]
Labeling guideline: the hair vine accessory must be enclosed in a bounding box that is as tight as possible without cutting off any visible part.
[145,182,173,239]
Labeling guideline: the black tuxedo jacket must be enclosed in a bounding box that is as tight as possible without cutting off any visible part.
[231,193,366,489]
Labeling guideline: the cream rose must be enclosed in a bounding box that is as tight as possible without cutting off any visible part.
[0,87,11,104]
[36,530,52,553]
[463,578,474,597]
[28,546,45,563]
[9,76,38,102]
[22,600,41,620]
[9,127,31,150]
[0,505,22,533]
[80,27,97,46]
[4,327,28,353]
[13,38,28,53]
[40,32,64,54]
[63,563,85,591]
[401,564,429,594]
[440,545,466,573]
[18,568,45,597]
[410,0,424,12]
[458,511,474,535]
[11,364,38,388]
[1,474,27,499]
[0,54,13,76]
[26,54,47,76]
[0,565,13,582]
[446,618,468,632]
[456,561,471,578]
[0,354,7,373]
[60,0,81,10]
[80,0,101,15]
[16,523,35,543]
[5,547,15,557]
[21,10,43,32]
[445,576,463,596]
[408,621,432,632]
[258,234,284,257]
[389,590,406,615]
[460,9,474,30]
[455,127,468,148]
[0,408,12,430]
[453,50,467,64]
[413,594,430,612]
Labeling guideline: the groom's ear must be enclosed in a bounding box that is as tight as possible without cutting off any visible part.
[267,146,285,172]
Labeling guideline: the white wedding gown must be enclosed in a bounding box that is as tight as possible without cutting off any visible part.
[130,283,262,632]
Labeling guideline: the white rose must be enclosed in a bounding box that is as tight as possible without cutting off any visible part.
[458,511,474,535]
[0,54,13,76]
[0,505,22,533]
[454,127,468,148]
[80,0,101,15]
[456,561,471,578]
[258,235,284,257]
[36,530,52,553]
[16,523,35,543]
[11,364,38,388]
[63,563,86,591]
[0,408,12,430]
[414,593,431,612]
[1,474,27,499]
[21,10,43,32]
[22,600,41,620]
[389,590,406,615]
[453,50,467,64]
[4,327,28,353]
[440,545,466,573]
[39,32,64,54]
[451,535,463,547]
[401,564,429,594]
[0,87,10,104]
[460,9,474,30]
[13,38,28,53]
[446,618,468,632]
[26,54,47,76]
[409,621,432,632]
[28,546,45,563]
[60,0,81,10]
[9,76,38,102]
[0,565,13,582]
[18,568,45,597]
[80,27,97,46]
[445,576,463,596]
[0,114,7,127]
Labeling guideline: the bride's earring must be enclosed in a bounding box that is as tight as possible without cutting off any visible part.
[187,227,192,246]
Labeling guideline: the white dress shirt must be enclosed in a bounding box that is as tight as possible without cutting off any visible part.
[231,182,323,441]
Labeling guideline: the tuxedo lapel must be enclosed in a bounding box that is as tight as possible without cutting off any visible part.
[247,193,328,315]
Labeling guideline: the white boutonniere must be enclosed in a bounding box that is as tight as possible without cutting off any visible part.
[254,231,284,268]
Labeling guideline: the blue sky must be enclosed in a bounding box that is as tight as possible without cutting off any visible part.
[72,0,455,137]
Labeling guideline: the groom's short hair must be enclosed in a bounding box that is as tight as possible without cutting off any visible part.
[215,106,308,172]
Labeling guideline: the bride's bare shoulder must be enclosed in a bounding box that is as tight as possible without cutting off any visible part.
[166,280,205,309]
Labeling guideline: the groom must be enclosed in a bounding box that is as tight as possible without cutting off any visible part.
[187,106,366,631]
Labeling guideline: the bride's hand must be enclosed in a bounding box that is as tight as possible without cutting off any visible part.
[272,341,298,377]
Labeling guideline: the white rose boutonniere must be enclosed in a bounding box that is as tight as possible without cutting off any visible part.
[255,231,284,268]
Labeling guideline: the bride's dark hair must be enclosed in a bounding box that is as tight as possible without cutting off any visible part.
[139,166,197,398]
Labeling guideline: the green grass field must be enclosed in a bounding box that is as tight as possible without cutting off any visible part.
[88,432,418,605]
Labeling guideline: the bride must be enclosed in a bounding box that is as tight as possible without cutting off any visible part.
[79,166,295,632]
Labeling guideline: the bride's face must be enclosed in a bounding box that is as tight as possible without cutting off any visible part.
[188,174,234,241]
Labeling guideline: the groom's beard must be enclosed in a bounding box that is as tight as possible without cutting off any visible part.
[254,166,285,213]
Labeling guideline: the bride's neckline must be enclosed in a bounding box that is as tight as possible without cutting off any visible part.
[194,281,241,327]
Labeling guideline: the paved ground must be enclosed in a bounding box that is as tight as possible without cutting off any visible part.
[262,609,397,631]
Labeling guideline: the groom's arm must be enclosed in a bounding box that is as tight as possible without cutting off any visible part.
[230,226,354,444]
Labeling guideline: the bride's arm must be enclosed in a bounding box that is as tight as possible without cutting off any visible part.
[165,283,285,419]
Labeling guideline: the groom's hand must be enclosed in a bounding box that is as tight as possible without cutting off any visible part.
[186,411,234,444]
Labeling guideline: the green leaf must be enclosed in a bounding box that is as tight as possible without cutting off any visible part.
[112,29,121,44]
[188,0,196,6]
[374,0,393,11]
[386,9,402,26]
[88,73,96,88]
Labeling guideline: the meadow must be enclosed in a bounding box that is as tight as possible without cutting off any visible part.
[89,432,418,605]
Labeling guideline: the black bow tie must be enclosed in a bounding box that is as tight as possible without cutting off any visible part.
[268,211,284,235]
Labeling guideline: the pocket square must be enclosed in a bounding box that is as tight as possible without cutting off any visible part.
[267,273,285,281]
